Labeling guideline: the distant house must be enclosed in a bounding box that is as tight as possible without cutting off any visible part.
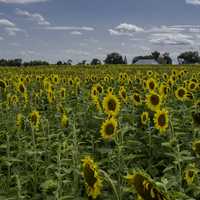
[134,59,159,65]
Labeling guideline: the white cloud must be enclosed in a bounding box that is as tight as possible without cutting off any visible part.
[186,0,200,5]
[109,23,144,36]
[189,28,200,32]
[0,36,3,40]
[44,26,94,31]
[150,33,194,45]
[70,31,82,35]
[16,8,50,25]
[148,25,185,33]
[116,23,144,32]
[0,0,48,4]
[0,19,15,27]
[65,49,90,56]
[170,25,200,28]
[5,27,27,36]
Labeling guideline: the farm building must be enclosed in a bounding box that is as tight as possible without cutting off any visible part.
[134,59,159,65]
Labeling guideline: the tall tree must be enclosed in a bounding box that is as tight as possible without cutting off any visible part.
[177,51,200,64]
[91,58,101,65]
[104,52,124,64]
[151,51,160,61]
[123,56,128,64]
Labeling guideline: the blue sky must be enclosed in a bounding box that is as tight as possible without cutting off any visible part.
[0,0,200,63]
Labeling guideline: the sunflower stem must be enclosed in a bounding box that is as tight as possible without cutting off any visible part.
[100,169,120,200]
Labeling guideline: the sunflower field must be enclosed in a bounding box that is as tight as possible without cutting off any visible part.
[0,65,200,200]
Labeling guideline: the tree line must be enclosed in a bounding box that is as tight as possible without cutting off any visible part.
[0,51,200,67]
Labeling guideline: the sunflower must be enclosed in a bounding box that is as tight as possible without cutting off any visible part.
[119,86,128,102]
[132,92,142,106]
[96,83,103,95]
[147,70,153,77]
[0,79,6,90]
[82,156,102,199]
[159,84,169,97]
[10,95,19,105]
[18,82,26,94]
[68,77,74,86]
[60,87,66,99]
[175,87,187,101]
[52,74,59,84]
[29,110,40,129]
[146,78,157,91]
[92,96,102,112]
[100,117,117,140]
[47,89,54,104]
[141,112,149,126]
[107,87,113,94]
[61,114,68,128]
[163,73,168,81]
[188,81,197,91]
[91,85,98,98]
[125,170,169,200]
[146,92,161,112]
[102,93,120,116]
[154,109,169,134]
[192,140,200,154]
[184,164,198,185]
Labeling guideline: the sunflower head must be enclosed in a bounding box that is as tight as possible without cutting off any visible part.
[159,84,169,97]
[146,92,161,111]
[29,110,40,129]
[192,140,200,154]
[188,81,197,91]
[119,87,128,102]
[100,117,117,140]
[154,109,169,134]
[125,170,169,200]
[141,112,149,126]
[175,87,187,101]
[107,87,114,94]
[132,92,142,106]
[18,82,26,94]
[96,83,103,94]
[91,85,98,98]
[10,95,19,105]
[82,156,102,199]
[184,164,198,185]
[147,78,157,91]
[102,93,120,116]
[0,79,6,90]
[60,88,66,99]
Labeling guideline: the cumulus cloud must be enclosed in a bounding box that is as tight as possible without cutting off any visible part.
[185,0,200,5]
[0,19,15,27]
[16,8,50,25]
[109,23,144,36]
[0,0,48,4]
[150,33,194,45]
[44,26,94,31]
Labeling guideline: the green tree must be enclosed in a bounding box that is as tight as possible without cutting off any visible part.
[104,52,124,64]
[91,58,101,65]
[177,51,200,64]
